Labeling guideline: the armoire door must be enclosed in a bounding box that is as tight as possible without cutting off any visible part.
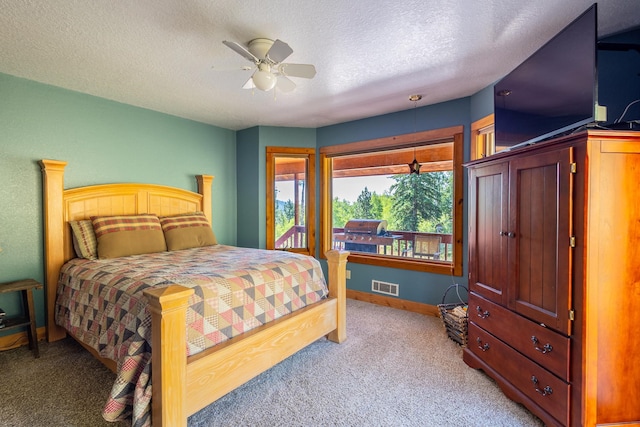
[468,161,509,306]
[507,148,573,334]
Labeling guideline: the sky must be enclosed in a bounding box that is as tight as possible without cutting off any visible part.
[275,175,394,203]
[332,176,394,201]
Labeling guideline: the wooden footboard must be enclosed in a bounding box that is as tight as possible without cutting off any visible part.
[143,249,348,427]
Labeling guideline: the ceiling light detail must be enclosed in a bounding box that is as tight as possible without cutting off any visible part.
[252,63,277,91]
[408,156,421,175]
[408,95,423,175]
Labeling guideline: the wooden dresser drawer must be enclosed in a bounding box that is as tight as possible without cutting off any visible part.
[468,323,570,425]
[469,292,570,381]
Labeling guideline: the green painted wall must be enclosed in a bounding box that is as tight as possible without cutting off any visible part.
[0,73,237,332]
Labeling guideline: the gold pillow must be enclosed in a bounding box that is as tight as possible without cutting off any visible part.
[160,212,217,251]
[91,214,167,259]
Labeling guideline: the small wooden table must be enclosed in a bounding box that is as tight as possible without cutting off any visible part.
[0,279,43,358]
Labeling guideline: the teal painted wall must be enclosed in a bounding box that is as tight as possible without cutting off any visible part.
[316,98,471,306]
[317,98,470,147]
[236,126,316,249]
[0,73,236,333]
[236,127,261,248]
[470,84,495,122]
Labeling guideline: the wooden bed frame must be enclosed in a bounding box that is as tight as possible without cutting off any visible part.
[40,159,348,427]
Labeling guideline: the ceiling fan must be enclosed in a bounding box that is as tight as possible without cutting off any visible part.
[221,38,316,92]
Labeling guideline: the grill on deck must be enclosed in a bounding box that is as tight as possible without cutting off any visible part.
[334,219,398,253]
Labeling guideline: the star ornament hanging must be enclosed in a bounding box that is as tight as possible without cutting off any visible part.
[408,158,421,175]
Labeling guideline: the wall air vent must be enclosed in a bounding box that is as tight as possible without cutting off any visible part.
[372,280,399,297]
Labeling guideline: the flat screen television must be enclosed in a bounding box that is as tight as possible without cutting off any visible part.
[494,4,598,150]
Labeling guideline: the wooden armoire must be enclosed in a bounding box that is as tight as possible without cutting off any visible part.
[463,130,640,427]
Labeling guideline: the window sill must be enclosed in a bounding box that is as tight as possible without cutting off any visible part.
[333,252,458,275]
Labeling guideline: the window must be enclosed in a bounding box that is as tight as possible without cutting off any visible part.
[266,147,315,256]
[320,126,463,275]
[471,114,496,160]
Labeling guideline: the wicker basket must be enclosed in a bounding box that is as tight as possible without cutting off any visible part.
[437,284,469,347]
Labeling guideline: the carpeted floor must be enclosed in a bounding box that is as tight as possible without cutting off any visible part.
[1,300,544,427]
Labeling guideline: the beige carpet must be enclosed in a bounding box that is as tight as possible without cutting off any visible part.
[1,300,544,427]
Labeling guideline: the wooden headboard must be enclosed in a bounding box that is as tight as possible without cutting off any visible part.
[39,159,214,342]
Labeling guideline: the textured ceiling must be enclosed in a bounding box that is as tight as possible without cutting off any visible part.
[1,0,639,131]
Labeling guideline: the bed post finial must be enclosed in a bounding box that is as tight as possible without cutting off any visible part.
[196,175,214,226]
[39,159,68,342]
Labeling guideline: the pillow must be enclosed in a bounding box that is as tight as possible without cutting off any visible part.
[159,212,217,251]
[69,220,98,260]
[91,214,167,259]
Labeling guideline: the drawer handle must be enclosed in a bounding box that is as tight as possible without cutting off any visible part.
[531,376,553,396]
[475,306,490,319]
[531,336,553,354]
[476,337,490,352]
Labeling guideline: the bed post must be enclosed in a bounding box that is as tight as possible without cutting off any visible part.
[143,285,194,427]
[196,175,214,225]
[325,250,349,343]
[40,159,69,342]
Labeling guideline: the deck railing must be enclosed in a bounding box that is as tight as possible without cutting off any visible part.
[275,226,452,261]
[275,225,307,249]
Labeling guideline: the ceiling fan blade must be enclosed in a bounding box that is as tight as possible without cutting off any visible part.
[276,76,296,93]
[242,74,256,89]
[222,40,258,63]
[278,63,316,79]
[266,39,293,64]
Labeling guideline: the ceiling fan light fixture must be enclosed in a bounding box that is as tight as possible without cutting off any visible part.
[252,64,277,91]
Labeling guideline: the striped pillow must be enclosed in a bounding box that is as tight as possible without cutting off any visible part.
[69,220,98,260]
[91,214,166,259]
[159,212,217,251]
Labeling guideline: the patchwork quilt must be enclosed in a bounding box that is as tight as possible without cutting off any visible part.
[55,245,328,426]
